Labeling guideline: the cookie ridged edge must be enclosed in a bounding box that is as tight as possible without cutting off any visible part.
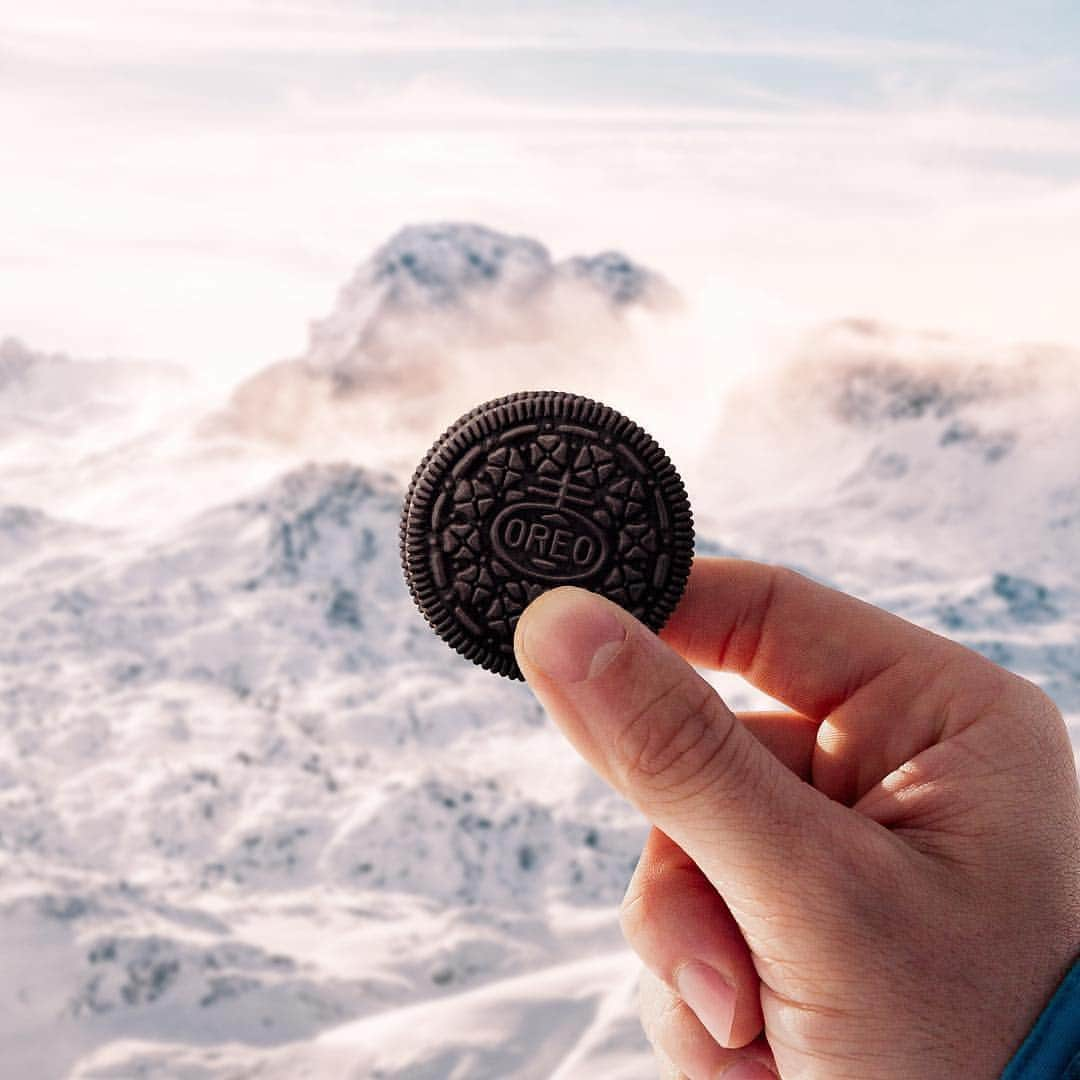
[399,390,694,680]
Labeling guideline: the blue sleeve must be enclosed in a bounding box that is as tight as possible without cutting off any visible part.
[1000,957,1080,1079]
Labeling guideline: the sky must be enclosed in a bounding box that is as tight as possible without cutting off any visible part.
[3,0,1080,383]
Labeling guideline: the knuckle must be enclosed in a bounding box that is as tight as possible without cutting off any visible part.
[614,678,737,802]
[1012,673,1062,720]
[1007,675,1072,768]
[970,664,1070,765]
[618,860,700,946]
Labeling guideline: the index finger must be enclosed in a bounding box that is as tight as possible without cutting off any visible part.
[659,557,965,721]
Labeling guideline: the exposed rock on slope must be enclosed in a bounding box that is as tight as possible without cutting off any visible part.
[304,223,678,375]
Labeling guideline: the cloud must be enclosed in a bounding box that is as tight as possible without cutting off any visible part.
[3,2,1080,380]
[3,3,990,63]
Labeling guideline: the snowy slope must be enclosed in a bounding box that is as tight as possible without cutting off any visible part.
[1,290,1078,1078]
[0,337,191,439]
[701,319,1080,577]
[0,336,250,530]
[0,463,651,1079]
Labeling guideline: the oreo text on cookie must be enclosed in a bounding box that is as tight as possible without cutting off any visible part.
[491,504,608,581]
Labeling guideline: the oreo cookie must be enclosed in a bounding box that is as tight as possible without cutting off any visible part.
[400,391,694,680]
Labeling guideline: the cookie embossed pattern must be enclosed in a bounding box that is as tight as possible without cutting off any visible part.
[401,391,695,679]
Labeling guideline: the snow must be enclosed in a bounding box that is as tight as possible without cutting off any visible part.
[1,228,1078,1078]
[0,456,648,1078]
[304,223,677,375]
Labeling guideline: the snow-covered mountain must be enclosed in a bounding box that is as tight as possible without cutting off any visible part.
[304,223,679,375]
[699,319,1080,574]
[212,224,679,459]
[1,277,1078,1077]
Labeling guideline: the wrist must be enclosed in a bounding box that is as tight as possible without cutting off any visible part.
[999,954,1080,1079]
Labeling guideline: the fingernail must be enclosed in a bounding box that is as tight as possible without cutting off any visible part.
[675,960,737,1047]
[520,589,627,683]
[719,1062,777,1079]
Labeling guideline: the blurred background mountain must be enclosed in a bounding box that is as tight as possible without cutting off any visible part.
[1,221,1077,1078]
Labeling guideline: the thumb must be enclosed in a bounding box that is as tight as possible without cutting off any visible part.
[514,586,867,914]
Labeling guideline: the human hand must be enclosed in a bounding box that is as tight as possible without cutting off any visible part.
[513,558,1080,1079]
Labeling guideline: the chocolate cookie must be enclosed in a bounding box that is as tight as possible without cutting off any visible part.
[400,390,694,680]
